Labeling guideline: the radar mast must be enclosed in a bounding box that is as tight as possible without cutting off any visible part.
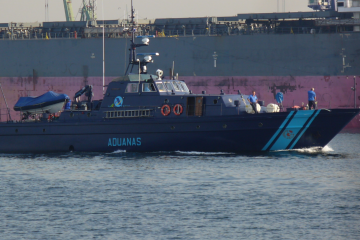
[124,0,159,75]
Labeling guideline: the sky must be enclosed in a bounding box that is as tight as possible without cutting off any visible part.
[0,0,311,23]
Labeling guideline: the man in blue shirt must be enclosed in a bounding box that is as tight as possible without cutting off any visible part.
[247,91,258,114]
[64,99,71,110]
[308,88,316,109]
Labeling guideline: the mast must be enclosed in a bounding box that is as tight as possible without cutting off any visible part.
[124,0,159,76]
[102,0,105,95]
[125,0,136,75]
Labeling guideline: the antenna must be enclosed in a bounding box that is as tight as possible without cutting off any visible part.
[172,61,175,79]
[102,0,105,95]
[45,0,49,22]
[124,0,136,75]
[283,0,285,12]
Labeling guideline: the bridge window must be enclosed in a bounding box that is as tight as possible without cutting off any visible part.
[172,81,182,91]
[142,83,156,92]
[125,83,139,93]
[164,81,175,91]
[156,82,167,92]
[179,81,190,93]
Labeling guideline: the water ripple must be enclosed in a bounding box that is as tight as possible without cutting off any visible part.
[0,132,359,239]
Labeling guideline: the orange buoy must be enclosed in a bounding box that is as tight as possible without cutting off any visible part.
[161,105,171,116]
[173,104,183,116]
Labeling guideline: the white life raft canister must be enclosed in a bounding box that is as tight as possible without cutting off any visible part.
[266,103,280,113]
[245,103,261,114]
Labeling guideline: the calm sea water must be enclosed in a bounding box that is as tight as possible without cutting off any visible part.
[0,131,360,240]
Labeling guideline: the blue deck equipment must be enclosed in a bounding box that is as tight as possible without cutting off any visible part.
[14,91,69,111]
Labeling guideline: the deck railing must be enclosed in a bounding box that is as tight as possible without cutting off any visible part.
[105,109,153,119]
[0,26,352,41]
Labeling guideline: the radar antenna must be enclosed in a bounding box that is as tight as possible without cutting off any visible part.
[124,0,158,75]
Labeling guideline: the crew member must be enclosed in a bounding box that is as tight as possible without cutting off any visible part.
[64,99,71,110]
[308,88,316,110]
[247,91,259,114]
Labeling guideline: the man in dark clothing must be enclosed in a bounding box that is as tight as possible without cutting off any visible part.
[247,91,259,114]
[308,88,316,110]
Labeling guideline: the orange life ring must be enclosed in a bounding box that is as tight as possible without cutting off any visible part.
[173,104,183,116]
[161,104,171,116]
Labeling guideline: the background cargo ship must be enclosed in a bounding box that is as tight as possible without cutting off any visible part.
[0,0,359,127]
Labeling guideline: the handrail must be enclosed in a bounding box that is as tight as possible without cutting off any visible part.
[1,25,354,41]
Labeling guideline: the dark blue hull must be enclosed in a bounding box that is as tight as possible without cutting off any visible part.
[0,109,357,153]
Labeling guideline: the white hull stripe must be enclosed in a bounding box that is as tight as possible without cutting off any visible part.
[262,111,295,151]
[288,110,321,149]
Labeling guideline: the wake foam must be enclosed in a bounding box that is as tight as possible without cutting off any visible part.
[107,149,127,154]
[274,145,334,153]
[175,151,232,155]
[293,145,334,153]
[321,145,334,152]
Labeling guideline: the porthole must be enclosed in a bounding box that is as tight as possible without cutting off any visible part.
[258,122,263,127]
[213,99,218,104]
[223,124,227,129]
[15,129,18,133]
[43,129,46,132]
[87,113,91,117]
[196,125,200,129]
[171,126,175,130]
[70,113,74,117]
[164,99,169,104]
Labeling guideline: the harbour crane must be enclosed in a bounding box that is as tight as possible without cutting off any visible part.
[63,0,75,21]
[80,0,97,22]
[62,0,97,22]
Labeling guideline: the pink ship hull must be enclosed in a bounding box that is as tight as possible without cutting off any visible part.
[1,75,359,128]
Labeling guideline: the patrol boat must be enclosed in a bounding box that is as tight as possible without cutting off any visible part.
[0,2,359,153]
